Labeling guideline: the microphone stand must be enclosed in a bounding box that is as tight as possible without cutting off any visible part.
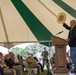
[55,31,63,36]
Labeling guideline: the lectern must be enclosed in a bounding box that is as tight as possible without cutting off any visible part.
[52,36,68,73]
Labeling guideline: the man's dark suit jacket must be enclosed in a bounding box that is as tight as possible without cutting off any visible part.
[63,23,76,47]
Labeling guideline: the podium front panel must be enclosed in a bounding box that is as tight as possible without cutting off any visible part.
[54,46,68,73]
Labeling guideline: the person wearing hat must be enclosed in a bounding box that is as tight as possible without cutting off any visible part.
[63,19,76,73]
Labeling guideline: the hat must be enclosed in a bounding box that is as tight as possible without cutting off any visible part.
[57,12,66,24]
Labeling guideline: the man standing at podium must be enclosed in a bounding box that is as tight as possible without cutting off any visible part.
[63,19,76,72]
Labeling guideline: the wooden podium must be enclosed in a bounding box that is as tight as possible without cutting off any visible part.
[52,36,68,73]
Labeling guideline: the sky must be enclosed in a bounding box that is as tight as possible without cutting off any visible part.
[0,46,8,54]
[11,43,34,49]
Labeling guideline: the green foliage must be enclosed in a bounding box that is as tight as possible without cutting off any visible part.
[10,43,53,58]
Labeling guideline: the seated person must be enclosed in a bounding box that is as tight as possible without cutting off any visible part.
[50,53,55,70]
[9,52,20,66]
[0,65,4,75]
[4,54,23,75]
[17,55,23,65]
[31,54,44,72]
[0,52,15,75]
[25,53,41,75]
[66,52,73,71]
[17,55,24,71]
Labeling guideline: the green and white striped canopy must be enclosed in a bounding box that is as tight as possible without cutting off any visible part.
[0,0,76,48]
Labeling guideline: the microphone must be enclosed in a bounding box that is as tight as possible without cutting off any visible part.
[55,31,64,36]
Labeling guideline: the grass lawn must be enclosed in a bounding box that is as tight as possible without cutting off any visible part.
[23,70,48,75]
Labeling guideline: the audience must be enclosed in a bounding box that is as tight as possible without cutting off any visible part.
[1,47,75,75]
